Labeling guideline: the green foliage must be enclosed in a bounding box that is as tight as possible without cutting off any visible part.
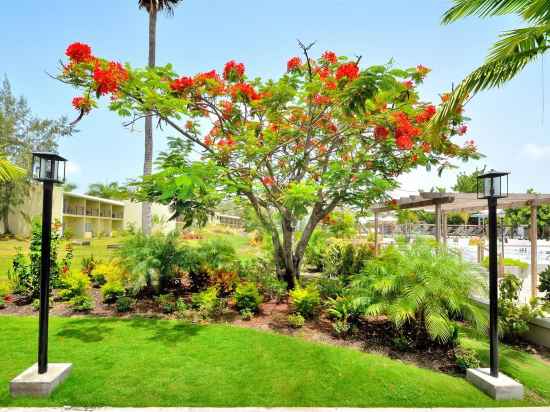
[540,266,550,302]
[289,285,321,319]
[353,240,488,344]
[454,346,481,371]
[175,297,188,313]
[322,240,373,280]
[452,166,486,193]
[101,282,125,304]
[156,293,175,313]
[58,271,90,301]
[287,313,305,329]
[191,287,226,319]
[69,295,94,312]
[304,229,330,271]
[239,257,287,301]
[86,182,130,200]
[119,231,184,295]
[481,256,528,270]
[498,274,545,342]
[240,308,254,321]
[115,296,133,313]
[315,276,345,300]
[0,296,5,309]
[326,210,357,238]
[234,282,262,314]
[8,221,68,297]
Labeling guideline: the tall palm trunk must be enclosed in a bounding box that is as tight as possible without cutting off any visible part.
[142,5,157,235]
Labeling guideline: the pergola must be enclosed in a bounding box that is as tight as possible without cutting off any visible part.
[370,191,550,297]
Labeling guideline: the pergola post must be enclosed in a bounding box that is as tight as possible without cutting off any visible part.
[442,212,448,246]
[435,203,442,243]
[374,212,379,256]
[530,204,538,297]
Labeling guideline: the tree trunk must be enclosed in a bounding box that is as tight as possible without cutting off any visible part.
[142,5,157,236]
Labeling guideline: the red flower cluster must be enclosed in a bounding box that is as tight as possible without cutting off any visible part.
[195,70,221,84]
[458,125,468,135]
[393,112,420,150]
[422,142,431,153]
[402,80,414,89]
[335,63,359,81]
[313,94,331,105]
[287,57,302,72]
[170,76,194,93]
[322,51,337,64]
[66,42,92,63]
[317,67,330,79]
[72,96,92,113]
[415,105,436,123]
[93,62,128,95]
[374,125,389,141]
[261,176,274,186]
[217,138,236,148]
[230,82,260,101]
[223,60,245,81]
[221,100,234,119]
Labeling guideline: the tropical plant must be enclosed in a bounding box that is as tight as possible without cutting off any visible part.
[118,231,184,295]
[58,270,90,301]
[234,282,263,314]
[353,239,488,344]
[498,273,545,341]
[156,293,175,313]
[289,285,321,319]
[540,265,550,302]
[325,210,357,238]
[287,313,305,329]
[452,166,486,193]
[116,296,134,313]
[101,282,126,304]
[454,346,481,371]
[191,286,226,319]
[86,182,130,200]
[434,0,550,128]
[0,157,25,183]
[69,294,94,312]
[57,43,477,289]
[137,0,183,235]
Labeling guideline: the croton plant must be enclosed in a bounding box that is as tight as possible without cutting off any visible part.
[58,41,478,288]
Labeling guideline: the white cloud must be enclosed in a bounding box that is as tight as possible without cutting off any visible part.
[522,143,550,160]
[65,161,81,175]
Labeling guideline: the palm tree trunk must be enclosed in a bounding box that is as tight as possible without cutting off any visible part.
[142,5,157,235]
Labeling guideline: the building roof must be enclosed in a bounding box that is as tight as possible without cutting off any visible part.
[63,191,125,206]
[370,191,550,214]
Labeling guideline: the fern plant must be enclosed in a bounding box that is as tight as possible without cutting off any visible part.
[352,239,488,344]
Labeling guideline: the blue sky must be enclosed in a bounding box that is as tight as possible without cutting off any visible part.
[2,1,549,194]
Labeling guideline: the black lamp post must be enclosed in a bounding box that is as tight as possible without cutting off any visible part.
[31,152,67,374]
[477,169,509,378]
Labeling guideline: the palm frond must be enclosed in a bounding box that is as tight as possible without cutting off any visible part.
[442,0,538,24]
[0,158,25,183]
[488,23,550,61]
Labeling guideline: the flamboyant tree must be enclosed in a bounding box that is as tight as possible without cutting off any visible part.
[58,42,478,288]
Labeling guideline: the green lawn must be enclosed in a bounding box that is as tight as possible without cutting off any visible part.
[0,316,548,407]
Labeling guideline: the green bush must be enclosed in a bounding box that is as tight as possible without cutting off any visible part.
[322,240,373,281]
[326,210,357,239]
[499,274,545,342]
[69,295,94,312]
[0,296,5,310]
[119,232,185,295]
[304,229,330,271]
[115,296,134,313]
[101,282,125,304]
[176,297,188,313]
[191,287,226,319]
[58,271,90,301]
[31,297,54,312]
[454,346,481,371]
[316,277,345,300]
[234,282,262,313]
[331,319,351,338]
[240,308,254,321]
[539,266,550,302]
[353,240,488,345]
[289,285,320,319]
[482,256,528,270]
[287,313,305,328]
[239,257,286,302]
[156,293,175,314]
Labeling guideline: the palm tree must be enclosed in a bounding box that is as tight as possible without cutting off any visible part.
[0,157,25,183]
[87,182,130,200]
[433,0,550,128]
[137,0,183,235]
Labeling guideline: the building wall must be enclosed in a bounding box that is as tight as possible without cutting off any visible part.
[123,201,177,234]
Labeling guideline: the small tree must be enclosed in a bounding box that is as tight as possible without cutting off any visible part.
[57,42,477,288]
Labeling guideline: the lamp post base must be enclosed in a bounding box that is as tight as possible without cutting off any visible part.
[466,368,524,400]
[10,363,72,398]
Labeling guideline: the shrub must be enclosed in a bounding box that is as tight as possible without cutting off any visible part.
[31,297,54,312]
[184,239,237,291]
[0,296,5,310]
[234,282,262,314]
[69,295,94,312]
[322,240,373,281]
[316,277,345,300]
[353,240,488,345]
[191,287,226,319]
[499,274,545,342]
[175,297,188,313]
[209,269,239,296]
[58,271,90,301]
[115,296,133,313]
[240,308,254,321]
[392,335,413,351]
[101,282,125,304]
[539,266,550,302]
[287,313,305,329]
[331,319,351,338]
[289,285,320,319]
[119,232,184,295]
[304,229,330,271]
[239,257,286,302]
[326,295,368,325]
[156,293,175,314]
[454,346,481,371]
[482,256,528,270]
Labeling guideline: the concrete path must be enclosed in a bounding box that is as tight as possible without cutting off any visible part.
[1,408,550,412]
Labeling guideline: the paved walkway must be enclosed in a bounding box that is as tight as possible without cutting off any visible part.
[1,408,550,412]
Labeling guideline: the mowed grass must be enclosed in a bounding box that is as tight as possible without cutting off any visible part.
[0,316,548,407]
